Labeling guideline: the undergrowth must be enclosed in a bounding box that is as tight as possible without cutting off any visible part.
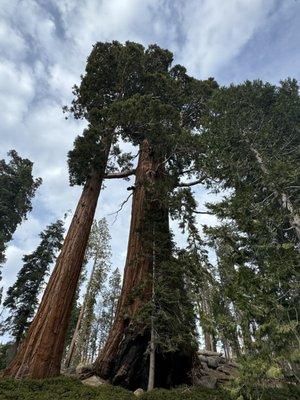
[0,376,298,400]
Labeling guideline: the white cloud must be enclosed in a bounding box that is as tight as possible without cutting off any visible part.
[179,0,277,77]
[0,60,35,127]
[0,21,27,61]
[0,0,299,315]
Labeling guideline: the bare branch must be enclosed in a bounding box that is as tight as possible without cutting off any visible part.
[108,192,133,224]
[177,176,206,187]
[194,210,213,215]
[104,169,136,180]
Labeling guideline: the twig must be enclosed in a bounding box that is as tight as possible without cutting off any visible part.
[108,192,133,224]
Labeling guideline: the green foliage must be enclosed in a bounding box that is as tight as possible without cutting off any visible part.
[0,343,13,370]
[1,219,64,345]
[0,150,41,267]
[196,79,300,386]
[0,377,296,400]
[65,40,218,186]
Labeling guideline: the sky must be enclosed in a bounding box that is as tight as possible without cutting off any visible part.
[0,0,300,322]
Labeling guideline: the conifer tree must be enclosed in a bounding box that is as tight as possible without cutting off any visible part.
[1,219,64,350]
[100,268,121,339]
[86,268,122,363]
[94,58,218,387]
[198,79,300,389]
[0,150,41,299]
[3,41,162,379]
[66,218,111,366]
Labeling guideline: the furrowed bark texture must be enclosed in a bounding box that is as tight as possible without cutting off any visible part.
[4,143,111,379]
[94,140,194,389]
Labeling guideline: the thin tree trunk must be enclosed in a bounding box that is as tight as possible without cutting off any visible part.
[204,331,214,352]
[249,144,300,241]
[147,321,155,391]
[4,139,111,379]
[79,252,100,364]
[196,296,214,352]
[222,338,230,361]
[64,304,85,369]
[147,232,156,391]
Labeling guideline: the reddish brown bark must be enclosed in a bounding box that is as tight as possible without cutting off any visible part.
[94,140,155,386]
[4,144,111,379]
[94,140,195,389]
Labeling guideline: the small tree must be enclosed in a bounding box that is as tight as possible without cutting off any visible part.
[64,218,112,367]
[1,219,64,350]
[86,268,122,363]
[99,268,122,346]
[78,218,112,362]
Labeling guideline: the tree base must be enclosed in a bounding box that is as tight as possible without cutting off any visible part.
[95,326,195,390]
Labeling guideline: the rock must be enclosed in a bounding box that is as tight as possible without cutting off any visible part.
[133,388,144,397]
[81,375,107,387]
[217,365,238,377]
[228,361,238,367]
[76,363,94,379]
[198,375,218,389]
[207,357,220,369]
[207,369,234,382]
[201,361,210,371]
[199,355,208,363]
[198,350,222,357]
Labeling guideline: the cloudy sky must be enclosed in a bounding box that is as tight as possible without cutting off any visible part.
[0,0,300,314]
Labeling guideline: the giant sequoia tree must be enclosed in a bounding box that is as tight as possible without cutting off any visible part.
[4,41,150,379]
[4,41,216,380]
[94,140,196,389]
[92,52,218,388]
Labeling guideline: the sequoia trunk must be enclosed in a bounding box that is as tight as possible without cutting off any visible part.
[94,140,195,389]
[93,140,155,387]
[4,142,111,379]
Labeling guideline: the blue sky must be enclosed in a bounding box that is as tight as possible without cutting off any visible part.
[0,0,300,312]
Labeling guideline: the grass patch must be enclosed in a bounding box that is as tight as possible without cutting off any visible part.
[141,386,230,400]
[0,376,133,400]
[0,376,298,400]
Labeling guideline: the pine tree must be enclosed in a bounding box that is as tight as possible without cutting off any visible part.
[0,150,41,300]
[1,219,64,350]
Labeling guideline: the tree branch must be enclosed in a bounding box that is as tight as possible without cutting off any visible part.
[108,192,133,224]
[177,176,206,187]
[104,169,136,180]
[194,210,213,215]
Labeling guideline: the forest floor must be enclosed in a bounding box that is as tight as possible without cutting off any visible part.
[0,376,299,400]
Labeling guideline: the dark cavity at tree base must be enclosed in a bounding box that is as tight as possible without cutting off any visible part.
[95,326,195,390]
